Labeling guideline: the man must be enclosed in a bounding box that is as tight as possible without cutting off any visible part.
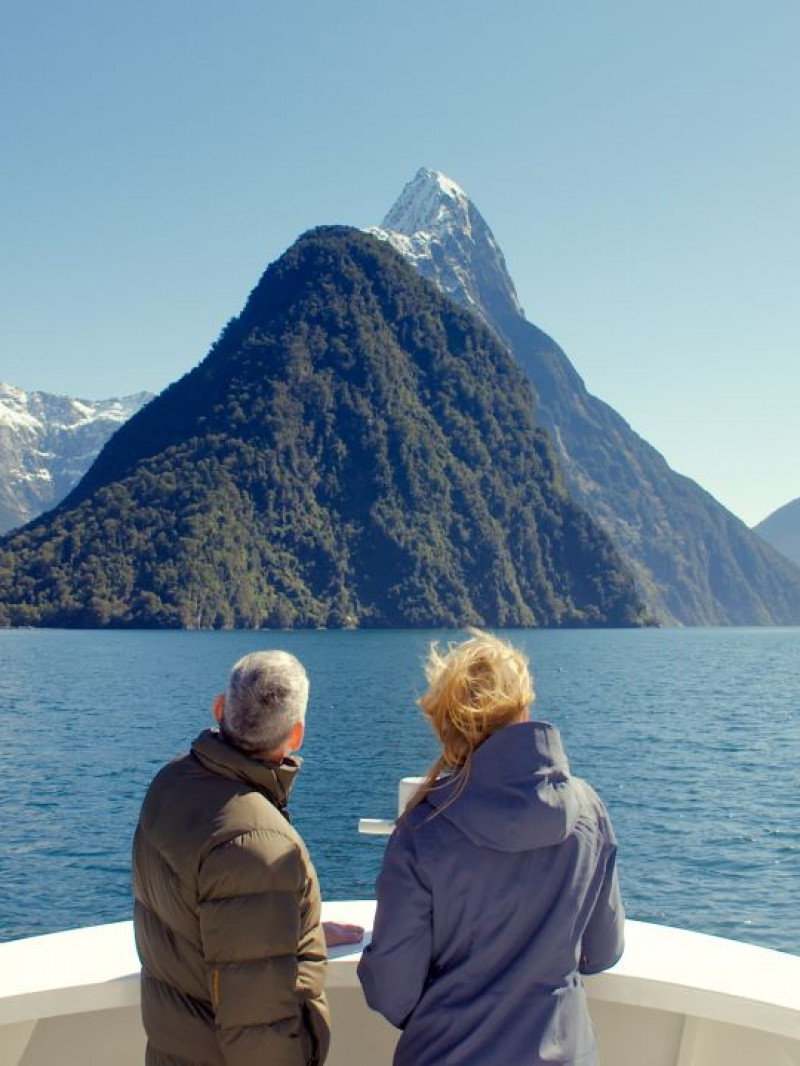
[133,650,360,1066]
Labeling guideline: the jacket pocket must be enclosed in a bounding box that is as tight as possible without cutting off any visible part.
[302,998,330,1065]
[300,1003,318,1065]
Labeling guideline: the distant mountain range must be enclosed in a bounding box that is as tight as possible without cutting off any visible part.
[754,498,800,570]
[370,168,800,625]
[0,229,644,629]
[0,383,152,534]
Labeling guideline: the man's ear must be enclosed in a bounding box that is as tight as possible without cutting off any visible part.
[212,693,225,724]
[287,720,305,752]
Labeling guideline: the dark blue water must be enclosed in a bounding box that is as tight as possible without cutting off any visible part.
[0,628,798,954]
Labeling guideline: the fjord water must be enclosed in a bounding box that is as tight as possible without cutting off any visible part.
[0,627,798,954]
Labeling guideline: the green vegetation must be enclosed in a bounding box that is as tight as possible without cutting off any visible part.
[0,228,645,629]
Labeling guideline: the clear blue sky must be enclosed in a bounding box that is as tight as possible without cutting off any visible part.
[2,0,798,526]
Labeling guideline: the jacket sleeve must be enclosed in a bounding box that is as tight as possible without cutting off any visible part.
[579,843,625,975]
[198,826,328,1066]
[357,818,432,1029]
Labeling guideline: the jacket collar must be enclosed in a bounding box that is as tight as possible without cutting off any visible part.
[191,728,300,810]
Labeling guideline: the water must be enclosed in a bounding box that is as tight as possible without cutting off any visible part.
[0,627,798,955]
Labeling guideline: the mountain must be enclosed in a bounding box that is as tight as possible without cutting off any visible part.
[0,228,645,630]
[0,383,152,534]
[370,168,800,625]
[754,498,800,570]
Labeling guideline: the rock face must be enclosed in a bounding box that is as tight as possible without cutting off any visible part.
[377,169,525,323]
[0,228,645,630]
[754,499,800,570]
[371,168,800,625]
[0,384,152,534]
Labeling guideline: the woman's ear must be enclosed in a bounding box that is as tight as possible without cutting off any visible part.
[212,693,225,723]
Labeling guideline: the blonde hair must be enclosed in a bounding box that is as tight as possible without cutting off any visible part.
[408,630,535,813]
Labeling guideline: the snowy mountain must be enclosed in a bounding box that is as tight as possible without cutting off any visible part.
[370,168,800,625]
[0,383,152,534]
[754,498,800,570]
[370,168,524,324]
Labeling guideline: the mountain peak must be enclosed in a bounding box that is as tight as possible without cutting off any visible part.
[375,171,800,627]
[369,168,524,321]
[381,167,472,236]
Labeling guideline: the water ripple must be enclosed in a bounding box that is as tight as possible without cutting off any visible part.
[0,627,798,954]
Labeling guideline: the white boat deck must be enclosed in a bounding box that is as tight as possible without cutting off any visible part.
[1,902,799,1065]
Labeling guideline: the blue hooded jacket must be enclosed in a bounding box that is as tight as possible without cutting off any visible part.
[357,721,624,1065]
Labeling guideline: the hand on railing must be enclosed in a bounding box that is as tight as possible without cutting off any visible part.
[323,921,365,947]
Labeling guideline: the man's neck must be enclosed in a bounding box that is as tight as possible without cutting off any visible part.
[217,725,288,764]
[261,748,289,764]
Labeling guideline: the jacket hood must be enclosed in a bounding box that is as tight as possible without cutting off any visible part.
[425,721,579,851]
[191,729,301,810]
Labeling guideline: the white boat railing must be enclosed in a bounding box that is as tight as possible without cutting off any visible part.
[1,905,799,1066]
[358,775,422,835]
[2,776,799,1066]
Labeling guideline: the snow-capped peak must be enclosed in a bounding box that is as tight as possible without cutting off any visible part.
[0,382,153,534]
[369,168,525,321]
[381,167,472,238]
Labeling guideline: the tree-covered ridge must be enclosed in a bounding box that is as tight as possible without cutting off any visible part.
[0,228,645,629]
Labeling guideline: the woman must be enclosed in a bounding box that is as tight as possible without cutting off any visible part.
[358,631,624,1065]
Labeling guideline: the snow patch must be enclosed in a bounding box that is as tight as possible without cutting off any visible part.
[14,468,52,483]
[0,402,42,432]
[0,383,43,432]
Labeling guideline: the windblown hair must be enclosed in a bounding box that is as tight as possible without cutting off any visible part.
[408,630,535,812]
[222,650,309,756]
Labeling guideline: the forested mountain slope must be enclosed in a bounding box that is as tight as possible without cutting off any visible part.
[0,228,644,629]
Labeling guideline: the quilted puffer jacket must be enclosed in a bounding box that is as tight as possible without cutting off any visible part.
[133,729,329,1066]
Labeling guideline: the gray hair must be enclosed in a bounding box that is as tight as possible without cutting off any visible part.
[222,651,309,755]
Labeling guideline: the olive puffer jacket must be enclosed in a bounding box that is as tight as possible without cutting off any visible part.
[133,729,329,1066]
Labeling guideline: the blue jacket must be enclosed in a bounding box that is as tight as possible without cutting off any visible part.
[357,721,624,1066]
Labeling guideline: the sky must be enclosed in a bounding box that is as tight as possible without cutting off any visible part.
[1,0,798,527]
